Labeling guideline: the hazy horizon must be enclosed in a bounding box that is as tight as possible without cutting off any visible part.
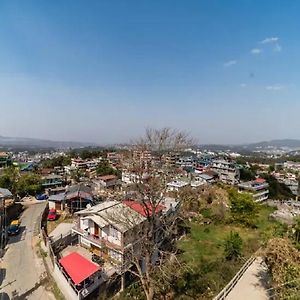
[1,1,300,144]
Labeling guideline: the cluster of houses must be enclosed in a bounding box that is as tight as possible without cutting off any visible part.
[45,185,179,299]
[6,148,300,299]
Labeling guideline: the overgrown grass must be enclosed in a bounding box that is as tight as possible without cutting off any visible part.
[36,240,48,258]
[177,204,282,298]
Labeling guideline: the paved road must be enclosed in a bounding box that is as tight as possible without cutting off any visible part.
[226,257,270,300]
[0,202,53,299]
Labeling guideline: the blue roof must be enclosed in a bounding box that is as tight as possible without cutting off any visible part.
[48,193,65,202]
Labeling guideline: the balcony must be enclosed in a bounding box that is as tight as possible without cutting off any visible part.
[72,226,123,251]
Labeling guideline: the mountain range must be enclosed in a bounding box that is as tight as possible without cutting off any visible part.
[1,135,300,152]
[0,135,96,150]
[199,139,300,152]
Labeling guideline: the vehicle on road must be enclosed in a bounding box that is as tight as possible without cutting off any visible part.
[47,208,57,221]
[36,193,48,200]
[7,220,21,236]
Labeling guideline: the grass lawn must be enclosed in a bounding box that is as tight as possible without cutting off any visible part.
[176,204,280,298]
[179,204,278,264]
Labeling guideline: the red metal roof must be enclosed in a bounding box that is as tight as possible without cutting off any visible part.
[59,252,100,285]
[123,200,165,217]
[255,178,266,183]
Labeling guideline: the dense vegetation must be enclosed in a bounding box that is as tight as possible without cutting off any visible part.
[261,174,294,199]
[119,185,288,300]
[96,160,121,177]
[0,167,42,197]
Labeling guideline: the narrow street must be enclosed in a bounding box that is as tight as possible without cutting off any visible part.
[0,202,54,299]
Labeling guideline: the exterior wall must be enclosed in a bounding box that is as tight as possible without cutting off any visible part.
[107,225,121,246]
[109,249,123,262]
[53,262,79,300]
[49,201,56,210]
[211,161,240,185]
[102,226,109,239]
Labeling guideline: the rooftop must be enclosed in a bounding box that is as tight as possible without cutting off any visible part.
[0,188,12,199]
[123,200,165,218]
[59,252,100,285]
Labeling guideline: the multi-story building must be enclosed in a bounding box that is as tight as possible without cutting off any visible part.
[132,150,152,162]
[72,198,179,270]
[210,159,240,185]
[238,178,269,202]
[163,153,180,167]
[283,161,300,172]
[167,180,189,192]
[176,156,196,168]
[41,174,63,189]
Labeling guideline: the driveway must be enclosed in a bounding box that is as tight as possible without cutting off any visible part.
[0,202,54,299]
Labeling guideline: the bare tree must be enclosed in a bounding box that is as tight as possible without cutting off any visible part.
[119,127,194,300]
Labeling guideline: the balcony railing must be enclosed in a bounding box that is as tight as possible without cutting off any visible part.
[72,226,123,251]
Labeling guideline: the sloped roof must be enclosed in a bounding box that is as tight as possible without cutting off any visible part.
[0,188,12,199]
[76,200,146,232]
[123,200,165,218]
[59,252,100,285]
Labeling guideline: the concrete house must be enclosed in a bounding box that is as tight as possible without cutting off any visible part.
[238,178,269,202]
[72,198,179,269]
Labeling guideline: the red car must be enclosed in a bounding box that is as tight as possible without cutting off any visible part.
[47,209,57,221]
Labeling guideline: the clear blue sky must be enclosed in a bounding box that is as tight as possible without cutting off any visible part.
[0,1,300,144]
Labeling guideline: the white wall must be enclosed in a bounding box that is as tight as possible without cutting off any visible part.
[49,201,56,210]
[53,263,79,300]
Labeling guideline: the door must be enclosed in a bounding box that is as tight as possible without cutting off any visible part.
[94,223,99,237]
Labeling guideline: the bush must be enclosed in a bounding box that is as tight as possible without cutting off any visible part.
[224,231,243,260]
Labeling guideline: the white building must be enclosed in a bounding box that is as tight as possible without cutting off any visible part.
[210,159,240,185]
[72,198,180,269]
[238,178,269,202]
[167,180,189,192]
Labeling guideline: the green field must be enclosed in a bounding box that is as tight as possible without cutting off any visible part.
[176,205,281,299]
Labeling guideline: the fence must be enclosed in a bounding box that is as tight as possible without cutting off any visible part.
[49,231,78,254]
[213,256,256,300]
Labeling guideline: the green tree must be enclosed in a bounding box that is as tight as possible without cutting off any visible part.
[0,166,19,192]
[239,167,256,181]
[41,155,71,168]
[229,189,258,227]
[15,173,42,197]
[261,174,294,199]
[96,160,120,177]
[224,231,243,260]
[0,174,13,190]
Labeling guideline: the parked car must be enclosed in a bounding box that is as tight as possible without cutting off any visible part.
[7,220,21,236]
[47,209,57,221]
[36,193,48,200]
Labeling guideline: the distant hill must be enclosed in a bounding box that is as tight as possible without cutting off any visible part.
[0,135,97,150]
[199,139,300,152]
[245,139,300,149]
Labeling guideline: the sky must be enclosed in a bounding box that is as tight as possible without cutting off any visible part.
[0,1,300,145]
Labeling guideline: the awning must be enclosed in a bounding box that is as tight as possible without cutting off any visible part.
[59,252,100,285]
